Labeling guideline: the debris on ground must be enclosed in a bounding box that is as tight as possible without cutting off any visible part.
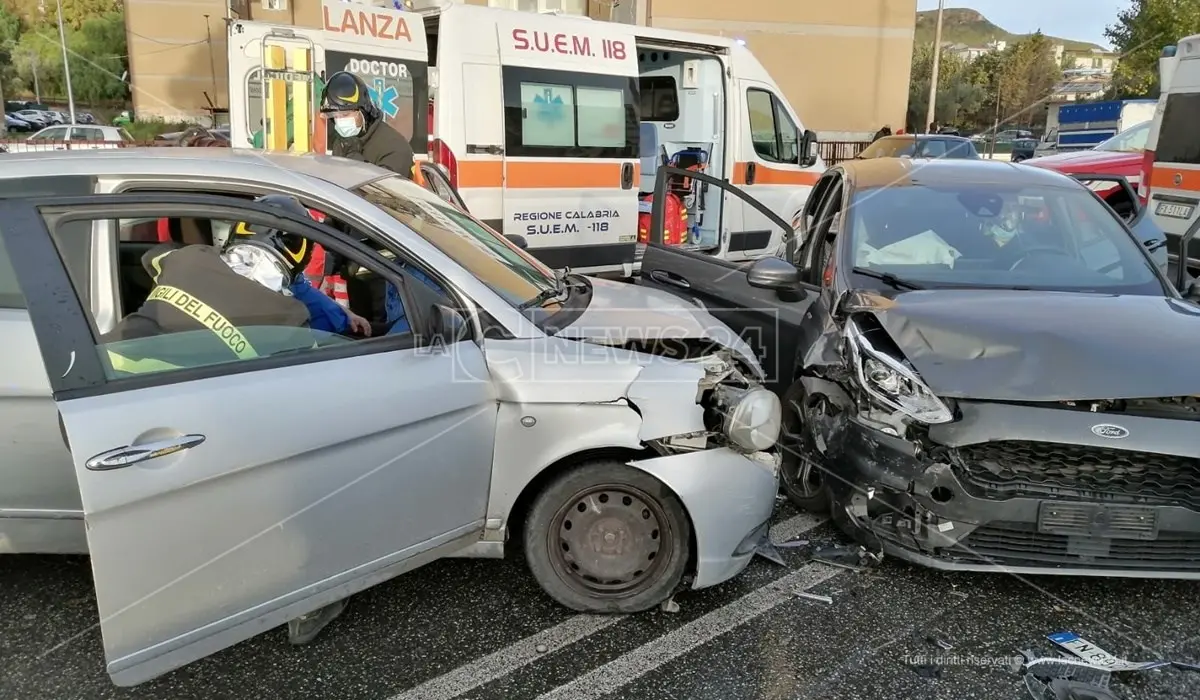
[755,540,787,567]
[660,596,681,614]
[794,591,833,604]
[1020,652,1117,700]
[1048,631,1172,672]
[926,631,954,651]
[775,538,811,548]
[808,544,884,572]
[911,663,942,679]
[535,644,549,654]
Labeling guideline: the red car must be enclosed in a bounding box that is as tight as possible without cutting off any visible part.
[1021,120,1151,217]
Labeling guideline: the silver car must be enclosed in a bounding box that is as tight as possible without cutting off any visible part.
[0,149,781,686]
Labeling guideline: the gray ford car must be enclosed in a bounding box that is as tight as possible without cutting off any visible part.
[639,157,1200,579]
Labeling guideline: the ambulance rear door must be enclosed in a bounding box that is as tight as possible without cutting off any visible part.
[1147,37,1200,280]
[227,19,326,151]
[494,13,640,275]
[321,0,430,162]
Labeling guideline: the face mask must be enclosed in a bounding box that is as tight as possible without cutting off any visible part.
[334,116,362,138]
[222,245,292,294]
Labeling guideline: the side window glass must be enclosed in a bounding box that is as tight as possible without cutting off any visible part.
[32,127,64,141]
[503,66,637,159]
[576,86,626,148]
[520,81,577,148]
[747,89,779,161]
[804,180,844,280]
[0,232,24,309]
[772,97,799,163]
[47,212,439,381]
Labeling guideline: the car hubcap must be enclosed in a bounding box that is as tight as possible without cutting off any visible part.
[549,485,671,596]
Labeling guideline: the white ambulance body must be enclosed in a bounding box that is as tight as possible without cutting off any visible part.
[227,1,822,276]
[1141,36,1200,280]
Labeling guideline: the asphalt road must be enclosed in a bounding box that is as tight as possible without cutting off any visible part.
[2,503,1198,700]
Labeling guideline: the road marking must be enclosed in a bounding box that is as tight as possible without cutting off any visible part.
[534,563,842,700]
[387,512,828,700]
[387,614,626,700]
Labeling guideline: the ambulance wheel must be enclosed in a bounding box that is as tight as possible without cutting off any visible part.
[524,462,691,613]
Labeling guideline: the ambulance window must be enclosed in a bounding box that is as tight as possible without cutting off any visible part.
[520,81,576,148]
[747,88,797,164]
[503,66,639,159]
[1156,92,1200,165]
[640,76,679,121]
[246,69,264,143]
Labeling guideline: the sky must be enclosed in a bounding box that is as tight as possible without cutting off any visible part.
[915,0,1129,48]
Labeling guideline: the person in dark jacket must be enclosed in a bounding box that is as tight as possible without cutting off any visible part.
[872,125,892,142]
[321,71,415,178]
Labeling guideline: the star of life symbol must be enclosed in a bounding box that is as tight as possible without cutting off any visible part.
[532,87,565,124]
[368,77,401,119]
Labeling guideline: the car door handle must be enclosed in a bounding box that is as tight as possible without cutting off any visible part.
[621,162,635,190]
[649,269,691,288]
[85,434,206,471]
[745,162,757,186]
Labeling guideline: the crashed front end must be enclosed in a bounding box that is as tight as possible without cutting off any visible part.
[816,314,1200,579]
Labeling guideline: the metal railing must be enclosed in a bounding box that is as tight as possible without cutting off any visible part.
[0,139,163,153]
[819,140,872,166]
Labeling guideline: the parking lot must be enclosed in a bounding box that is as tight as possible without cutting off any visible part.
[2,502,1197,700]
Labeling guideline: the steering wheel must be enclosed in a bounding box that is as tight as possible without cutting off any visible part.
[1009,245,1071,271]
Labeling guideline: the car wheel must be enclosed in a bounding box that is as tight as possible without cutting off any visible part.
[779,381,833,513]
[524,461,691,613]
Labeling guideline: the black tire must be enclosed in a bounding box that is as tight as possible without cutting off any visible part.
[779,381,833,513]
[524,461,691,613]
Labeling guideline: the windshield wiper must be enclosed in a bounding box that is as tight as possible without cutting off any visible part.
[518,267,575,309]
[851,267,925,290]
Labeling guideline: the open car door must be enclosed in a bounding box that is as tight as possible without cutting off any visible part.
[0,193,496,686]
[638,166,823,394]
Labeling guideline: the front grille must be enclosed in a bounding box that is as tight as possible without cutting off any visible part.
[952,441,1200,509]
[950,521,1200,572]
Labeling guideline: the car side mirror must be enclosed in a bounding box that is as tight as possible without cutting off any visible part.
[746,257,801,290]
[428,304,469,344]
[1179,216,1200,292]
[798,129,819,168]
[504,233,529,250]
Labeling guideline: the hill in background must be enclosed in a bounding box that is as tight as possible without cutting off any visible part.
[914,8,1105,52]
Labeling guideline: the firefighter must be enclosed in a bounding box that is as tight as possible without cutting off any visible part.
[321,71,415,178]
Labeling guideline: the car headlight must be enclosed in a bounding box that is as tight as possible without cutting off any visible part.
[844,320,954,424]
[721,386,782,451]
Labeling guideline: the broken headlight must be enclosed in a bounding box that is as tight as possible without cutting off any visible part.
[844,320,954,424]
[717,385,782,451]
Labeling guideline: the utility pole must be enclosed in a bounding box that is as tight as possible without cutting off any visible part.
[925,0,945,133]
[54,0,76,123]
[31,55,41,103]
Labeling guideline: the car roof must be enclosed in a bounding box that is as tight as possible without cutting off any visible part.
[912,134,972,143]
[0,147,390,190]
[840,158,1081,191]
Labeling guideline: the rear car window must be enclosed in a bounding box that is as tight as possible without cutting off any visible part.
[1155,92,1200,165]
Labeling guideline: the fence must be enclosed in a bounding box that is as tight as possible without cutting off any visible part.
[819,140,871,166]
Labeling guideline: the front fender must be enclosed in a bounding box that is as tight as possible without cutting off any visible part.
[629,447,779,589]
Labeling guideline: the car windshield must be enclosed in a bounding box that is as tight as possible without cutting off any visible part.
[846,181,1165,295]
[353,175,564,315]
[1094,120,1150,153]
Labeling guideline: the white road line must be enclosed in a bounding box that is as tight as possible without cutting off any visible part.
[387,512,828,700]
[387,614,626,700]
[534,563,842,700]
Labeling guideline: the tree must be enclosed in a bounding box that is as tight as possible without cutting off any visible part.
[997,32,1061,127]
[1106,0,1200,97]
[906,43,986,130]
[70,12,127,103]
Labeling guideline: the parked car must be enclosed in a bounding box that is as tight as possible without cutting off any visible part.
[856,134,979,160]
[5,124,135,153]
[12,109,51,128]
[0,148,781,686]
[1022,120,1153,217]
[1010,137,1039,162]
[4,113,36,132]
[639,158,1200,581]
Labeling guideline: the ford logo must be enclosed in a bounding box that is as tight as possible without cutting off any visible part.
[1091,424,1130,439]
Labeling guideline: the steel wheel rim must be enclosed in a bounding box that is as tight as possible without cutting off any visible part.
[547,483,673,597]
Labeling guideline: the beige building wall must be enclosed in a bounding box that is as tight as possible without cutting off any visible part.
[644,0,916,139]
[127,0,915,137]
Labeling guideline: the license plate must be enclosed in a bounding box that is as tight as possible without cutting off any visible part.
[1048,632,1172,672]
[1156,201,1195,219]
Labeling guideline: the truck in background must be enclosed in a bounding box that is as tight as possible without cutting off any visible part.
[1034,99,1157,156]
[225,0,822,277]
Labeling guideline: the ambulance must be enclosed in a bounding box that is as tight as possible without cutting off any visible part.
[1140,36,1200,284]
[226,1,822,276]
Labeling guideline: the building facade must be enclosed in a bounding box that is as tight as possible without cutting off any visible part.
[125,0,916,138]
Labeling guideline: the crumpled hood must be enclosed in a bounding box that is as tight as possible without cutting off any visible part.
[555,277,764,377]
[846,289,1200,401]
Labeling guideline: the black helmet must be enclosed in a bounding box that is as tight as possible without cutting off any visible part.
[321,71,381,123]
[227,194,314,279]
